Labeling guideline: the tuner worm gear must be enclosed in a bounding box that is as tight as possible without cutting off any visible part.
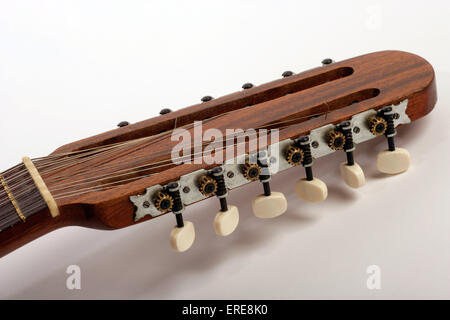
[199,175,218,197]
[286,146,304,166]
[368,116,388,136]
[327,129,346,150]
[154,191,174,213]
[242,162,261,181]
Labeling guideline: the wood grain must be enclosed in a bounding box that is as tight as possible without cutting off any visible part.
[0,50,437,257]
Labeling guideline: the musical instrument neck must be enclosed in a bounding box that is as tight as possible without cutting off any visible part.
[0,50,437,256]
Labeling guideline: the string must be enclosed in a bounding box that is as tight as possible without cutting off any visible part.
[45,111,327,191]
[0,128,253,206]
[44,113,328,199]
[48,109,326,183]
[0,108,330,207]
[0,108,331,206]
[1,115,202,190]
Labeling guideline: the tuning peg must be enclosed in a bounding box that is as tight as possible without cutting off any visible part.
[370,107,411,174]
[170,220,195,253]
[165,182,195,252]
[340,162,365,188]
[252,192,287,218]
[209,167,239,236]
[328,121,365,188]
[377,148,410,174]
[214,205,239,236]
[292,137,328,202]
[249,151,287,219]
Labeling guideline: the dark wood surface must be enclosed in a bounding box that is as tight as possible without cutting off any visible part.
[0,50,437,257]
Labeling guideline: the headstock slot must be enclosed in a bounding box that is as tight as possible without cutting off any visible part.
[147,66,354,135]
[58,66,354,153]
[264,88,381,130]
[49,51,435,222]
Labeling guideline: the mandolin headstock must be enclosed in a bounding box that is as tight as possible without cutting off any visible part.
[0,50,436,256]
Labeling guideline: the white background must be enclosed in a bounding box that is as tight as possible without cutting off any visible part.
[0,0,449,299]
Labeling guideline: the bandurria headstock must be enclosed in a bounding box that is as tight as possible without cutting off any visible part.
[0,50,437,255]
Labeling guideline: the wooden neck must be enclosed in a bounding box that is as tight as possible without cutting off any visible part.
[0,160,112,258]
[0,50,437,258]
[0,163,74,257]
[0,163,47,231]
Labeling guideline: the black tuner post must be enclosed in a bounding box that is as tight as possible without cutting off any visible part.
[379,107,397,151]
[339,121,355,166]
[117,121,129,128]
[167,182,184,228]
[282,71,294,77]
[211,166,228,212]
[322,58,334,66]
[298,136,314,181]
[159,108,172,115]
[257,151,272,197]
[201,95,213,102]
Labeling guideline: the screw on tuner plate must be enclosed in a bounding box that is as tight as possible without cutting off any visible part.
[248,151,287,219]
[372,107,410,174]
[292,136,328,203]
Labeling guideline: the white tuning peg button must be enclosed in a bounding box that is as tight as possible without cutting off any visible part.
[214,205,239,236]
[170,221,195,252]
[376,147,410,174]
[340,162,365,188]
[295,178,328,202]
[252,191,287,219]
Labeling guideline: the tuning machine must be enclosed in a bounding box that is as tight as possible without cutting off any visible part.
[246,151,287,219]
[370,107,410,174]
[147,183,195,252]
[327,121,365,188]
[155,182,195,253]
[292,136,328,202]
[199,166,239,237]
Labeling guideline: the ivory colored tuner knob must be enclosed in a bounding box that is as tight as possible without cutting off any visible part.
[252,192,287,219]
[295,178,328,202]
[340,162,365,188]
[214,205,239,236]
[376,148,410,174]
[170,221,195,252]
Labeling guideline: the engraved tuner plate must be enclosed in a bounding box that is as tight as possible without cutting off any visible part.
[130,100,410,221]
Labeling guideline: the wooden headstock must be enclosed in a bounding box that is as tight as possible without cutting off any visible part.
[0,50,436,255]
